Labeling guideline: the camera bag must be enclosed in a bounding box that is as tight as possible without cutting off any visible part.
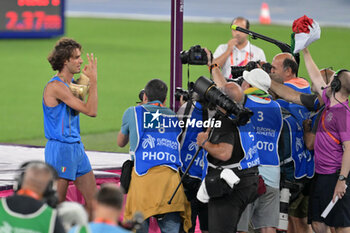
[120,160,134,193]
[205,167,232,198]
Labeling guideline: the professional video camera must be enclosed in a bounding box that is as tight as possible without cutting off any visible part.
[193,76,253,126]
[175,87,190,102]
[180,45,208,65]
[231,61,273,79]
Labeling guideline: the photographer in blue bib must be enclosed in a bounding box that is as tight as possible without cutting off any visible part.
[176,89,210,233]
[117,79,191,233]
[180,47,258,233]
[207,53,284,233]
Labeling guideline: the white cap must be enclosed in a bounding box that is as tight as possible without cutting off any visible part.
[243,68,271,93]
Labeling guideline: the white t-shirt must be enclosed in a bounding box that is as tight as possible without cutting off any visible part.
[213,41,266,79]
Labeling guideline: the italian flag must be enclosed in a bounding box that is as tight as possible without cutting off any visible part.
[291,15,321,54]
[61,167,66,173]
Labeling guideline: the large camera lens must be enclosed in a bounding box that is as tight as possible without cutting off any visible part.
[193,76,253,126]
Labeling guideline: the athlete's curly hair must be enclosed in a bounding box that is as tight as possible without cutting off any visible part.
[47,38,82,72]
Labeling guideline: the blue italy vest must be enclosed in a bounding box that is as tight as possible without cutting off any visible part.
[180,102,208,180]
[43,76,80,143]
[134,105,182,176]
[283,114,314,179]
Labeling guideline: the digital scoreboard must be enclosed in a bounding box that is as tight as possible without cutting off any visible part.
[0,0,64,38]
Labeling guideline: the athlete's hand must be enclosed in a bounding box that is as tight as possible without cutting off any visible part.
[83,53,97,83]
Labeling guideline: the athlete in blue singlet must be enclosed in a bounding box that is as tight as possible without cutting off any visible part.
[43,38,98,216]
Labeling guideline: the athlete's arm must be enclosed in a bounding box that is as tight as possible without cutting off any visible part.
[53,53,98,117]
[302,48,326,96]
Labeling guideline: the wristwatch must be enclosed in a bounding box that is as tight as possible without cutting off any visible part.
[339,175,347,181]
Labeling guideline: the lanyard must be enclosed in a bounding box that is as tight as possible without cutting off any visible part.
[147,102,164,107]
[94,218,116,226]
[17,189,41,200]
[230,51,249,66]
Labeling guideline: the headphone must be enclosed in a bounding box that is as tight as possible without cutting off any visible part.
[331,69,349,93]
[14,161,59,208]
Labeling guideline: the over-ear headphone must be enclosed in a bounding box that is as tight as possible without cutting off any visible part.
[331,69,349,93]
[14,161,59,208]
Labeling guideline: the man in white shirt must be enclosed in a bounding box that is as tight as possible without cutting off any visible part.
[213,17,266,79]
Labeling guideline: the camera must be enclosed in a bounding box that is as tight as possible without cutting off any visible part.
[261,62,272,74]
[136,89,145,104]
[175,87,190,102]
[193,76,253,126]
[231,61,272,79]
[231,61,259,79]
[180,45,208,65]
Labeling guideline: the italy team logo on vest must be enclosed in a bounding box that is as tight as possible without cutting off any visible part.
[134,105,181,176]
[284,114,314,179]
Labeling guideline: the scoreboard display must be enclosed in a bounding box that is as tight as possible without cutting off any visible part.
[0,0,64,38]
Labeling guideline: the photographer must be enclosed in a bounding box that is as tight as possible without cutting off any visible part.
[117,79,191,233]
[213,17,266,79]
[0,161,65,233]
[194,49,259,233]
[231,68,283,233]
[177,92,209,233]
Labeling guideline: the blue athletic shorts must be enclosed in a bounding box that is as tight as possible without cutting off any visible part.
[45,140,92,181]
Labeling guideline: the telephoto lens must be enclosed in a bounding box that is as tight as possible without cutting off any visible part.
[277,187,291,231]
